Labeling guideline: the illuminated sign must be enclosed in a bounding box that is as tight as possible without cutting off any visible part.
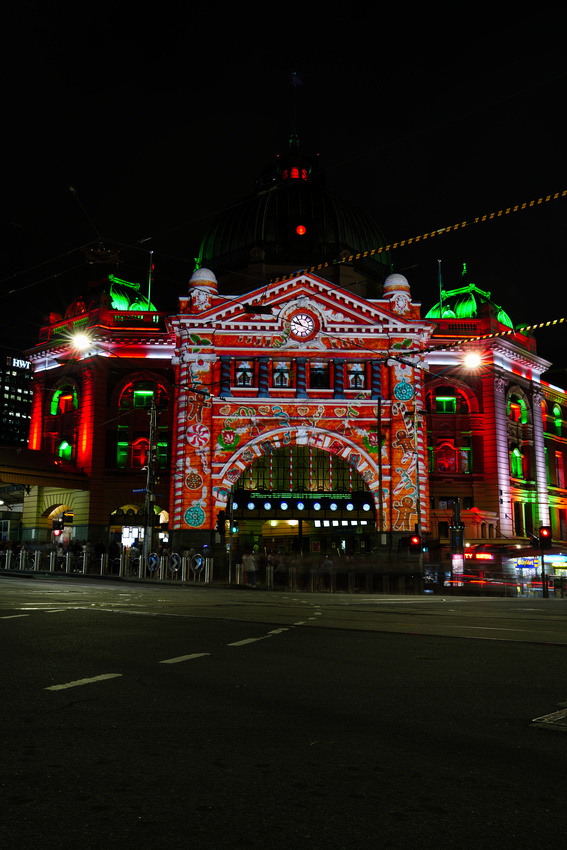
[7,357,31,370]
[452,554,464,574]
[464,552,494,561]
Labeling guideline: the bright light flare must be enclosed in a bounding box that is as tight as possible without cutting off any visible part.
[72,333,91,351]
[463,352,483,369]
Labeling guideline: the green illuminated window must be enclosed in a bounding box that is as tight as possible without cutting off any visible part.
[156,441,168,469]
[436,396,456,414]
[510,446,524,478]
[51,384,78,415]
[553,405,562,436]
[117,441,128,469]
[119,380,167,408]
[508,395,527,424]
[58,440,73,461]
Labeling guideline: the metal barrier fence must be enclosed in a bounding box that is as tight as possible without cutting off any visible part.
[0,550,214,583]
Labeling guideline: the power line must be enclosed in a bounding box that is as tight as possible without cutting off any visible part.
[271,189,567,284]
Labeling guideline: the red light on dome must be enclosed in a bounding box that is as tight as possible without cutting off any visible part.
[296,225,307,236]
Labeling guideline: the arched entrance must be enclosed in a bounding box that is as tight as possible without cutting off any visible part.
[227,445,376,559]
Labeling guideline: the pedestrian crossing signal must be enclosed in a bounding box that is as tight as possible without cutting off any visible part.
[539,526,552,549]
[409,535,421,552]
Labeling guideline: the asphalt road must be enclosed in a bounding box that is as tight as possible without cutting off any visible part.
[2,577,566,849]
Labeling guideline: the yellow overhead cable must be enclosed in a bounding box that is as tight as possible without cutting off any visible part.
[271,189,567,283]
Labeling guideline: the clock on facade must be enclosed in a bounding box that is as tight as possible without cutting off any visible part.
[290,312,317,339]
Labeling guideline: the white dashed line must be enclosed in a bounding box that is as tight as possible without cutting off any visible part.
[228,637,270,646]
[1,614,29,619]
[45,673,122,691]
[160,653,211,664]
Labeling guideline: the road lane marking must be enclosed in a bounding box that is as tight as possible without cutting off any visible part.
[267,628,289,634]
[45,673,122,691]
[228,637,270,646]
[1,614,30,619]
[160,653,211,664]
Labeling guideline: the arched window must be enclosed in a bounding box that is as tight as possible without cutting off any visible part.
[553,404,562,436]
[119,380,167,409]
[51,382,79,415]
[116,377,170,470]
[426,386,469,414]
[507,394,528,424]
[58,439,73,461]
[510,445,524,478]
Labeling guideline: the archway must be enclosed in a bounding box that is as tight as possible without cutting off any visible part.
[225,444,376,561]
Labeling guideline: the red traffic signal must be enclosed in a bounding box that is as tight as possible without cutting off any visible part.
[539,526,552,549]
[409,534,422,553]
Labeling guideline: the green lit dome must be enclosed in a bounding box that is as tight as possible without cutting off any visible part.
[63,274,156,319]
[425,265,513,328]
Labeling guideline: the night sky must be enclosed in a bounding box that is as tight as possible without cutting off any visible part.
[2,7,566,368]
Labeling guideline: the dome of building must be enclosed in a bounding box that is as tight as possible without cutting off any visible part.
[383,273,410,294]
[189,268,218,286]
[196,136,390,288]
[62,274,156,320]
[425,263,513,328]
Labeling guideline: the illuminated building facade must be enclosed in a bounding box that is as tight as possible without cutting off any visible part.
[167,268,431,556]
[23,275,175,546]
[423,268,567,582]
[18,138,567,588]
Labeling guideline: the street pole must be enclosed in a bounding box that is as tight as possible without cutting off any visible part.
[228,487,234,584]
[144,395,157,562]
[541,546,548,598]
[412,401,423,590]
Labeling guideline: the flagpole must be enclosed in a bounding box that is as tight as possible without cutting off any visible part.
[438,259,443,318]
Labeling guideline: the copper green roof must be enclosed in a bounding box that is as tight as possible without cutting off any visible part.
[425,269,513,328]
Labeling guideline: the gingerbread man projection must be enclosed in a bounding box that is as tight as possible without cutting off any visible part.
[393,428,414,460]
[393,495,417,531]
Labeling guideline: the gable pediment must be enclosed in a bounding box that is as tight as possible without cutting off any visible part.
[171,273,431,344]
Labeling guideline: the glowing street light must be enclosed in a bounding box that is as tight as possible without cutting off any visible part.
[463,352,482,370]
[72,333,91,351]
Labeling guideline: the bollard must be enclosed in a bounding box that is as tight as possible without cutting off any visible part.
[66,552,72,574]
[138,555,145,579]
[310,568,317,592]
[6,550,12,570]
[83,552,88,575]
[35,551,41,572]
[348,571,355,593]
[236,563,243,585]
[119,554,126,577]
[100,554,107,576]
[204,557,213,583]
[266,564,274,591]
[288,566,297,591]
[50,551,56,573]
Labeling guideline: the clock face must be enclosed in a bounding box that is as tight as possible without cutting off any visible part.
[290,312,316,338]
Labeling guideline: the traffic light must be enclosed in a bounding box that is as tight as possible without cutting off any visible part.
[539,526,552,549]
[231,520,239,534]
[216,510,226,535]
[409,534,421,553]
